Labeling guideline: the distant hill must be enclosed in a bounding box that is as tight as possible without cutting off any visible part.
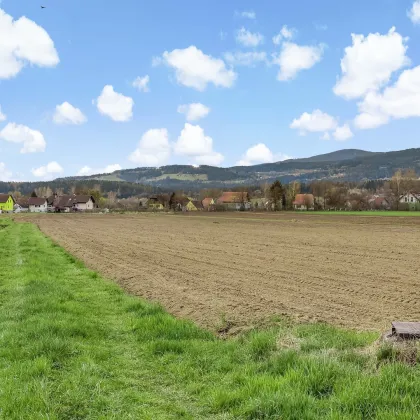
[291,149,378,163]
[2,147,420,195]
[74,147,420,188]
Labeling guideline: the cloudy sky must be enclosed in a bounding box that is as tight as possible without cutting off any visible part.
[1,0,420,181]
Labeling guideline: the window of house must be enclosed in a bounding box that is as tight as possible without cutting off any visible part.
[405,197,408,202]
[411,197,414,202]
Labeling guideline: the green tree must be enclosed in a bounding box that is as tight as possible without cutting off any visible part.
[269,181,284,211]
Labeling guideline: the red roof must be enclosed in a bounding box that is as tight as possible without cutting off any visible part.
[293,194,314,205]
[202,197,214,207]
[217,192,249,204]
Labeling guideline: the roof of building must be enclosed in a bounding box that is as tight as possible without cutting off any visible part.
[191,200,204,209]
[217,192,249,204]
[15,197,29,207]
[293,194,314,205]
[0,194,11,203]
[202,197,214,207]
[28,197,47,206]
[73,195,95,204]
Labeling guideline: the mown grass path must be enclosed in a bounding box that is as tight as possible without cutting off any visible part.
[1,219,420,419]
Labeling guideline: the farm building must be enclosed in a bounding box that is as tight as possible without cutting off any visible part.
[369,196,390,210]
[293,194,314,210]
[0,194,15,213]
[217,192,251,210]
[14,198,29,213]
[400,193,420,210]
[148,195,168,210]
[28,197,48,213]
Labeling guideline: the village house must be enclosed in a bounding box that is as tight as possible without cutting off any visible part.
[202,197,215,210]
[217,192,251,210]
[293,194,315,210]
[369,196,391,210]
[14,198,29,213]
[148,195,167,210]
[400,192,420,205]
[0,194,15,213]
[185,200,204,211]
[28,197,48,213]
[55,195,96,212]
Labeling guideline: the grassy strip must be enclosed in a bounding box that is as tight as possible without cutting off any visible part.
[305,211,420,217]
[1,219,420,419]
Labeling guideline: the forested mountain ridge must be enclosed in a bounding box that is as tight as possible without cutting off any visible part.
[2,148,420,195]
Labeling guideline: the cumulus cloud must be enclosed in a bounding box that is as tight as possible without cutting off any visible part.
[156,46,236,91]
[32,161,63,179]
[177,103,210,122]
[53,102,87,125]
[236,143,291,166]
[0,8,59,79]
[272,25,295,45]
[333,27,409,99]
[96,85,134,122]
[0,106,6,121]
[77,163,122,176]
[236,10,256,19]
[0,162,12,181]
[333,124,353,141]
[273,42,324,81]
[408,1,420,24]
[236,27,264,47]
[355,65,420,129]
[174,123,224,166]
[290,110,337,134]
[129,128,171,167]
[132,75,150,92]
[224,51,268,67]
[0,122,46,153]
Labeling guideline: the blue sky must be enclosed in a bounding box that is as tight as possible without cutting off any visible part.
[1,0,420,180]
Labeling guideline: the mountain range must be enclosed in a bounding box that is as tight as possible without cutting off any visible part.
[2,148,420,196]
[68,148,420,189]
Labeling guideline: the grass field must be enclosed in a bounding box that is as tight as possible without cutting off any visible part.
[308,211,420,217]
[1,218,420,419]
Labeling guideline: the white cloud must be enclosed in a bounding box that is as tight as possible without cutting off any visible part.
[0,8,59,79]
[157,46,236,91]
[236,143,291,166]
[77,163,122,176]
[53,102,87,125]
[0,105,6,121]
[129,128,171,167]
[0,162,12,181]
[290,110,337,134]
[408,1,420,24]
[333,27,409,99]
[96,85,134,122]
[177,103,210,121]
[237,10,256,19]
[236,27,264,47]
[132,75,150,92]
[0,122,46,153]
[272,25,295,45]
[355,65,420,129]
[333,124,353,141]
[321,132,331,140]
[174,123,224,166]
[273,42,324,81]
[224,51,268,67]
[32,161,63,179]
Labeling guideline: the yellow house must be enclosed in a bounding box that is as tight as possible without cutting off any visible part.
[148,195,166,210]
[185,200,204,211]
[0,194,15,213]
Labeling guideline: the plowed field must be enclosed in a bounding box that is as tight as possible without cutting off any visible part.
[34,213,420,331]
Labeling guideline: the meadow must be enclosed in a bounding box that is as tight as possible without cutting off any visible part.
[1,217,420,418]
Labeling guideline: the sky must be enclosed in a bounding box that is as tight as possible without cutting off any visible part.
[1,0,420,181]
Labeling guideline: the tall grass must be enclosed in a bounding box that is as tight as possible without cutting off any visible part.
[1,219,420,419]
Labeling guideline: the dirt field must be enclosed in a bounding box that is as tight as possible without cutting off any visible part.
[32,212,420,331]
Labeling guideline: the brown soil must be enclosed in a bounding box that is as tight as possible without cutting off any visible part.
[33,212,420,331]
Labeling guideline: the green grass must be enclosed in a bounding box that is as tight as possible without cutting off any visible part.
[303,211,420,217]
[1,219,420,419]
